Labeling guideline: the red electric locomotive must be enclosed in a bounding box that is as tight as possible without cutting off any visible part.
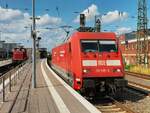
[12,47,28,61]
[51,14,127,96]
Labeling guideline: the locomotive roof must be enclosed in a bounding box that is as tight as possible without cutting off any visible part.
[69,31,116,40]
[53,32,117,48]
[14,47,25,49]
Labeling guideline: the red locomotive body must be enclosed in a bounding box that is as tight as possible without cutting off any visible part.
[51,31,127,96]
[12,48,28,61]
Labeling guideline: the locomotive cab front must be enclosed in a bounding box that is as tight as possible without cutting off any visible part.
[79,35,127,96]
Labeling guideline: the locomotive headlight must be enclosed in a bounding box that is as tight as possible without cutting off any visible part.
[76,78,81,81]
[113,68,121,72]
[117,69,121,72]
[83,69,90,73]
[83,69,88,73]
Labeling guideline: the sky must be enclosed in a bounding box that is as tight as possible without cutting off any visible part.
[0,0,150,50]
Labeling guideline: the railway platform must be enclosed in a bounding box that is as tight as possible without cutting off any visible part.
[0,59,101,113]
[0,59,12,67]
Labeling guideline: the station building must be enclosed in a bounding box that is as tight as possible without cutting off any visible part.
[0,41,18,59]
[119,31,150,65]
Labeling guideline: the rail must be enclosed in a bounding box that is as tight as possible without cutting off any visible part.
[0,62,26,102]
[125,71,150,80]
[125,71,150,93]
[96,96,136,113]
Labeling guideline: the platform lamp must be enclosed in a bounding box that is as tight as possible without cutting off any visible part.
[36,37,41,49]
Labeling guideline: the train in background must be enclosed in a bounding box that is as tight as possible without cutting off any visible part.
[49,14,127,97]
[12,47,28,62]
[0,42,28,63]
[39,48,47,59]
[0,46,28,71]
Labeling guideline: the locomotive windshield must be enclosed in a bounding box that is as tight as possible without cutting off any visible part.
[81,40,117,52]
[99,40,117,52]
[81,40,98,52]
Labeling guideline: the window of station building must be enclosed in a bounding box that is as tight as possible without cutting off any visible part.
[125,44,128,51]
[129,44,132,50]
[135,43,137,50]
[132,43,135,49]
[133,44,135,50]
[127,44,130,50]
[131,44,133,49]
[135,43,138,50]
[131,44,133,50]
[130,44,132,49]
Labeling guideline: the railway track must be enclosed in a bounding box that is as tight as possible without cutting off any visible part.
[0,63,15,76]
[93,83,150,113]
[92,83,150,113]
[128,81,150,93]
[94,96,136,113]
[125,71,150,80]
[0,62,24,76]
[125,71,150,93]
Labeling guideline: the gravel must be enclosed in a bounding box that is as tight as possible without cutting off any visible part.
[124,74,150,113]
[125,96,150,113]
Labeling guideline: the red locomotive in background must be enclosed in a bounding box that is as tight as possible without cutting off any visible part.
[50,14,127,96]
[12,47,28,61]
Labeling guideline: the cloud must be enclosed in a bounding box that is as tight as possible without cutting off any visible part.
[39,28,67,49]
[37,14,62,26]
[0,7,63,50]
[101,10,128,24]
[0,7,24,22]
[74,4,99,23]
[73,5,128,25]
[115,27,131,35]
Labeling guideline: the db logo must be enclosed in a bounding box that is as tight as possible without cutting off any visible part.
[98,60,106,66]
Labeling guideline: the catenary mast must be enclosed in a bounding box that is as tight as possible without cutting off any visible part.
[136,0,148,66]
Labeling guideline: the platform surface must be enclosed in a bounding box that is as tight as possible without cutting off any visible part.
[0,59,12,67]
[0,60,101,113]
